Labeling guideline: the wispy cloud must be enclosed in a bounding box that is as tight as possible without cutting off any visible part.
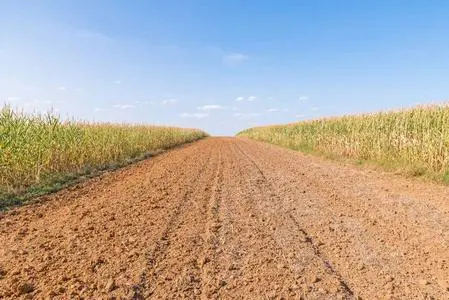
[113,80,122,84]
[233,112,262,120]
[295,114,305,118]
[197,104,224,111]
[161,99,177,105]
[235,96,257,102]
[57,86,67,91]
[311,107,319,111]
[112,104,135,110]
[222,53,248,66]
[266,108,280,112]
[180,113,209,119]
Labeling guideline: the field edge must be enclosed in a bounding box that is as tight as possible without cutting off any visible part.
[236,136,447,185]
[0,136,207,212]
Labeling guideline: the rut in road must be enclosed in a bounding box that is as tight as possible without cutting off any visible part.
[1,138,449,299]
[234,143,354,297]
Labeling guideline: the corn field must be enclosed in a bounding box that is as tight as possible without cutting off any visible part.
[0,106,207,194]
[238,104,449,181]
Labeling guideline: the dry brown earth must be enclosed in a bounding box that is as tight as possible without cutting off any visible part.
[1,137,449,299]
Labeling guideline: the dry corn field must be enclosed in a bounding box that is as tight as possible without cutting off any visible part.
[239,104,449,182]
[2,108,449,299]
[0,106,207,206]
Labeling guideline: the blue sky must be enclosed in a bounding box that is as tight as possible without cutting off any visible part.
[1,1,449,135]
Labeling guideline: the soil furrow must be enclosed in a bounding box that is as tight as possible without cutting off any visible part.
[133,146,216,299]
[235,142,355,296]
[199,147,224,299]
[232,141,354,299]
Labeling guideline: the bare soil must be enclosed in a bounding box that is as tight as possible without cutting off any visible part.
[1,137,449,299]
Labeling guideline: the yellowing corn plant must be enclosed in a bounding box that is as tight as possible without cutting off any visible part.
[0,106,207,199]
[238,104,449,182]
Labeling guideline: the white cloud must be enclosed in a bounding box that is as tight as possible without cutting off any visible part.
[311,107,319,111]
[180,113,209,119]
[58,86,67,91]
[113,80,122,84]
[222,53,248,66]
[233,112,262,120]
[112,104,135,110]
[161,99,177,105]
[296,114,305,118]
[266,108,280,112]
[197,104,224,111]
[235,96,257,102]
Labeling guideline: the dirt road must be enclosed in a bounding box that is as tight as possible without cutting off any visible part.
[1,138,449,299]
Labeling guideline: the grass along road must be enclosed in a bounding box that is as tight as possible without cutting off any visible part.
[1,138,449,298]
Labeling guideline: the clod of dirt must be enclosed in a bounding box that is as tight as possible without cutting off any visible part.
[105,278,116,292]
[0,266,6,278]
[311,276,321,283]
[18,283,35,295]
[219,280,227,287]
[199,257,210,266]
[418,279,430,286]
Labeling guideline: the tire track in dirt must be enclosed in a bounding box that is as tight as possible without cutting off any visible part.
[132,151,214,298]
[200,148,224,299]
[134,139,227,299]
[210,143,307,298]
[229,142,353,299]
[234,142,355,298]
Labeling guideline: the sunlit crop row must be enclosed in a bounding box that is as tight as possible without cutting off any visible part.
[0,106,207,194]
[239,104,449,181]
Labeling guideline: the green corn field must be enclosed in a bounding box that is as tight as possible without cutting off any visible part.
[0,105,207,196]
[238,104,449,182]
